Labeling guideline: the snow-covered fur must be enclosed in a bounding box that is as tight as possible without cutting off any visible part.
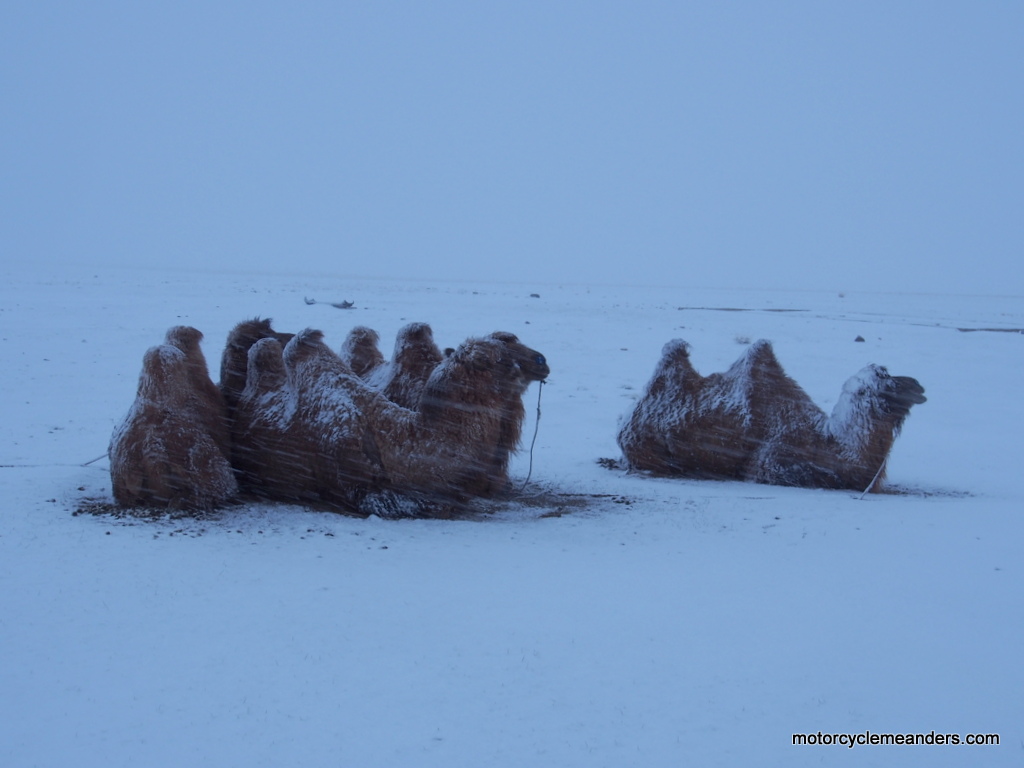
[237,328,549,513]
[365,322,445,409]
[339,325,385,380]
[218,317,294,419]
[487,331,550,391]
[230,337,312,502]
[109,341,238,511]
[165,325,231,460]
[617,339,926,491]
[483,331,550,494]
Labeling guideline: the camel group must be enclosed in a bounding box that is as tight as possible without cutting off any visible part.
[109,321,926,516]
[109,319,549,516]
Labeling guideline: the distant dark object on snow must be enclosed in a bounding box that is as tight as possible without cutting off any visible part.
[304,297,354,309]
[530,293,541,298]
[617,339,925,493]
[956,326,1024,334]
[855,335,865,342]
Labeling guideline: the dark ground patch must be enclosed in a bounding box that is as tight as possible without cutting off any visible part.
[72,483,641,525]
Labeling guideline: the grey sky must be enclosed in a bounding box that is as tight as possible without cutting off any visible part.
[4,2,1021,295]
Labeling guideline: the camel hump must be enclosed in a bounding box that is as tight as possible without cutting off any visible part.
[250,336,284,362]
[299,327,322,341]
[143,343,187,375]
[220,317,291,402]
[226,317,280,346]
[341,325,385,377]
[164,325,204,351]
[661,339,691,359]
[399,321,434,341]
[730,339,788,386]
[246,337,286,390]
[283,327,326,367]
[745,338,778,365]
[294,327,326,348]
[137,344,190,403]
[394,322,441,359]
[344,325,380,347]
[239,317,274,335]
[652,340,697,382]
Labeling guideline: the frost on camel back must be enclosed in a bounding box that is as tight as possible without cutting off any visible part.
[234,327,550,515]
[616,339,926,492]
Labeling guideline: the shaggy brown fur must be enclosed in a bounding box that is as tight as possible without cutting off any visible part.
[234,330,390,510]
[339,325,385,379]
[164,325,231,462]
[231,337,323,503]
[488,331,550,390]
[218,318,294,419]
[617,339,926,491]
[350,323,446,411]
[238,328,549,513]
[483,331,550,495]
[368,322,445,409]
[109,343,238,511]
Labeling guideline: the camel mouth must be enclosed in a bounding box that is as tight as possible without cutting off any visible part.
[515,355,549,383]
[527,365,550,383]
[891,376,926,406]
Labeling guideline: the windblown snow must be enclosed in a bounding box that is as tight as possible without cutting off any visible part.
[1,265,1021,768]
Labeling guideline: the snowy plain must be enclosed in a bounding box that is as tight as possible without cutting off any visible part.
[1,264,1021,767]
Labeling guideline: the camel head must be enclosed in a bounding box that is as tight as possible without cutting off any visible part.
[830,364,926,449]
[420,336,519,413]
[488,331,550,390]
[881,373,927,418]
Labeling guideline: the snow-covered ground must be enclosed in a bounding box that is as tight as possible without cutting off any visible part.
[1,264,1021,767]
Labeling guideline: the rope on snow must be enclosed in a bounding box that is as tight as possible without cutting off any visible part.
[517,380,545,492]
[857,457,888,500]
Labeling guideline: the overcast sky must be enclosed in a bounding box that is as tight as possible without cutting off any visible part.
[4,2,1022,295]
